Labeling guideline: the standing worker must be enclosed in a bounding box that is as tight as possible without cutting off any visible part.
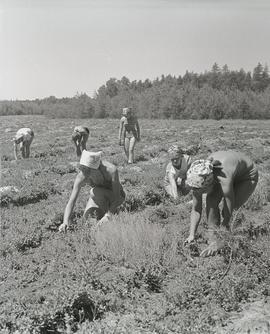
[13,128,34,160]
[185,151,259,257]
[72,126,90,157]
[119,107,140,164]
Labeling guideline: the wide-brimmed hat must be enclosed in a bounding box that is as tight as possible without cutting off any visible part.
[186,159,214,190]
[80,150,103,170]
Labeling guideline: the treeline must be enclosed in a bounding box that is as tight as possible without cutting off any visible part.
[1,63,270,119]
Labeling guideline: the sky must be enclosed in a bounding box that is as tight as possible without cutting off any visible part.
[0,0,270,100]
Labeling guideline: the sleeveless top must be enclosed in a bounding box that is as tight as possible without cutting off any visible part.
[164,154,191,187]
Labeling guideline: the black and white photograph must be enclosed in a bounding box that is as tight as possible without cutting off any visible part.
[0,0,270,333]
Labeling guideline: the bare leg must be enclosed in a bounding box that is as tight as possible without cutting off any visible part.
[83,187,110,221]
[128,137,136,163]
[25,143,30,158]
[206,187,223,234]
[124,137,130,161]
[74,140,81,157]
[20,143,26,159]
[14,144,18,160]
[83,187,125,222]
[84,205,104,221]
[201,186,224,257]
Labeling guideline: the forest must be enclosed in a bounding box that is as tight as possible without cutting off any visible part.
[1,63,270,119]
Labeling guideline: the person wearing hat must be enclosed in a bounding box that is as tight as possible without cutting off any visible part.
[13,128,34,160]
[59,150,125,232]
[72,126,90,157]
[119,107,140,164]
[184,151,259,257]
[164,144,191,199]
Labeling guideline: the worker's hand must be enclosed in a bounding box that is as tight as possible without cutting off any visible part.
[59,222,68,233]
[200,241,220,257]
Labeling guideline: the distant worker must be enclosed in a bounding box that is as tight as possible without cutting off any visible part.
[13,128,34,160]
[72,126,89,157]
[119,107,140,164]
[164,145,192,200]
[59,150,125,232]
[185,151,258,257]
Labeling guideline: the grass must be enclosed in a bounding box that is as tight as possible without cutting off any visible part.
[0,116,270,333]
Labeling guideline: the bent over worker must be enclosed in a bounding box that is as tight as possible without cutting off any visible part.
[185,150,258,257]
[13,128,34,160]
[59,150,125,232]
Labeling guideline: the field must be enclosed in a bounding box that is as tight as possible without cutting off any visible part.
[1,115,270,334]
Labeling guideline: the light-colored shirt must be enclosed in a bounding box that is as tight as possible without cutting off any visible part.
[164,154,191,187]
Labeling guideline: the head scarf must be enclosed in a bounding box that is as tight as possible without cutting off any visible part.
[168,145,184,159]
[74,126,89,135]
[186,159,214,190]
[13,134,24,144]
[13,128,33,144]
[80,150,102,170]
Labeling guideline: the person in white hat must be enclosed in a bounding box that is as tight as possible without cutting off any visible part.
[13,128,34,160]
[59,150,125,232]
[72,126,90,157]
[164,144,192,200]
[119,107,140,164]
[184,151,258,257]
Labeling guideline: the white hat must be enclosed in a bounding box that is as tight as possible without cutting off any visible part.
[80,150,103,169]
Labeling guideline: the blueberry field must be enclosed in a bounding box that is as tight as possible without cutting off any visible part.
[1,115,270,334]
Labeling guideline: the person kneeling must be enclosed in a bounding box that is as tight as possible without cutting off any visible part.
[59,150,125,232]
[164,145,191,200]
